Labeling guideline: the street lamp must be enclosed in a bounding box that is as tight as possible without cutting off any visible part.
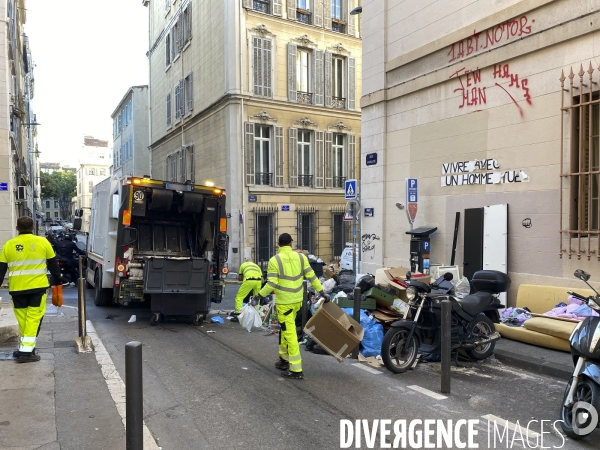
[350,6,362,15]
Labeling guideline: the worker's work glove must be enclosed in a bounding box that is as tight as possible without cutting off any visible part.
[251,295,262,307]
[320,292,331,303]
[51,285,64,307]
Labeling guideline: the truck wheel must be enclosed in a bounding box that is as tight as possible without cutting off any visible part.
[192,314,204,326]
[150,313,162,326]
[93,270,112,307]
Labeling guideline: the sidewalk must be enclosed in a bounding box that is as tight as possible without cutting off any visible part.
[0,293,126,450]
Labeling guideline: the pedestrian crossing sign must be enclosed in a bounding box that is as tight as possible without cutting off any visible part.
[345,179,357,200]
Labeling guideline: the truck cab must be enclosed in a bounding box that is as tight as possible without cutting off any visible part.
[86,175,228,325]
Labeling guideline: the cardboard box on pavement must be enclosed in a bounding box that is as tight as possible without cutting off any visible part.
[303,302,364,362]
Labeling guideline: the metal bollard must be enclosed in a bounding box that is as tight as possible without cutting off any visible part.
[126,341,143,450]
[75,255,93,353]
[441,299,451,394]
[351,286,361,359]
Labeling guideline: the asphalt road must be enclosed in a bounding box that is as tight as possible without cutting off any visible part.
[49,281,600,450]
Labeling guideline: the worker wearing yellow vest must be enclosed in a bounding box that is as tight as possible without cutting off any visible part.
[256,233,329,379]
[234,258,263,314]
[0,217,63,363]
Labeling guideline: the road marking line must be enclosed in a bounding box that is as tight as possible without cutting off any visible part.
[407,385,448,400]
[481,414,541,439]
[352,363,382,374]
[87,320,159,450]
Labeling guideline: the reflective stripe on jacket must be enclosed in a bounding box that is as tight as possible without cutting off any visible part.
[0,233,55,293]
[258,246,323,304]
[239,262,262,280]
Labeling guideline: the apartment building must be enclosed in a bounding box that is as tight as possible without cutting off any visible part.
[145,0,362,270]
[360,0,600,302]
[0,1,39,242]
[111,86,151,178]
[74,137,110,231]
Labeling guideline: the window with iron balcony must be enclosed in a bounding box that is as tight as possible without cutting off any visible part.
[253,0,270,14]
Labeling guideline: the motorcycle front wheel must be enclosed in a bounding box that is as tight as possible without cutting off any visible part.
[560,377,600,439]
[381,327,419,374]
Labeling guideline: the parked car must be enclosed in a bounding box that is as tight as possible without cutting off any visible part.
[339,243,358,271]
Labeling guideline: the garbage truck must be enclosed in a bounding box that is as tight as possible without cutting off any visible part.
[83,175,228,325]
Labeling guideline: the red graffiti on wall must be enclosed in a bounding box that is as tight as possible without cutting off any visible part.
[447,16,534,64]
[449,67,487,109]
[450,64,532,116]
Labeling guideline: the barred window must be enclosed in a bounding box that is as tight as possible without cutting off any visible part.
[560,65,600,259]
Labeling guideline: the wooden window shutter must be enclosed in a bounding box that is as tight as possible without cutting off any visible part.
[315,131,325,188]
[324,132,333,188]
[324,51,332,107]
[166,92,172,127]
[188,73,194,111]
[274,126,284,186]
[245,122,255,185]
[179,79,185,116]
[288,2,297,20]
[165,34,170,66]
[242,0,252,9]
[314,50,324,106]
[347,134,356,179]
[287,43,297,102]
[324,0,331,30]
[288,127,298,187]
[347,56,356,110]
[347,0,355,36]
[264,38,272,98]
[187,2,192,40]
[174,83,180,120]
[253,36,263,97]
[273,0,283,16]
[314,0,323,27]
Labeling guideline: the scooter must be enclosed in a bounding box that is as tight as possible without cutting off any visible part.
[559,269,600,439]
[381,270,508,374]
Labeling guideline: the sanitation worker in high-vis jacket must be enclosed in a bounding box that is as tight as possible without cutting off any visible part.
[0,217,63,363]
[234,259,263,314]
[256,233,329,379]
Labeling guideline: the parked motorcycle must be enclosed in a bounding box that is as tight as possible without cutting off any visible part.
[381,270,509,373]
[559,269,600,439]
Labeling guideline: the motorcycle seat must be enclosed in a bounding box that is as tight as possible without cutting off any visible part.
[457,291,494,316]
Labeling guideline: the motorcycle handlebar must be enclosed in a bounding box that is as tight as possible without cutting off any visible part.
[567,290,590,302]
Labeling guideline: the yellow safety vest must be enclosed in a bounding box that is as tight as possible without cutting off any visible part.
[239,262,262,280]
[259,246,323,305]
[0,233,55,293]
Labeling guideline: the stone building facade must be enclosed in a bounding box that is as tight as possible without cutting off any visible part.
[145,0,362,270]
[360,0,600,302]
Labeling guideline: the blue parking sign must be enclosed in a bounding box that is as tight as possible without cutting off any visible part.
[345,179,357,200]
[406,178,418,204]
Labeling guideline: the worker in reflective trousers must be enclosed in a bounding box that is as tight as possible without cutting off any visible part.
[0,217,63,363]
[256,233,329,379]
[234,258,263,314]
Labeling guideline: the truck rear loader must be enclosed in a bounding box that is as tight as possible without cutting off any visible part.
[86,175,228,325]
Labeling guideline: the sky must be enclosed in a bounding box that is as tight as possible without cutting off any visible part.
[25,0,149,165]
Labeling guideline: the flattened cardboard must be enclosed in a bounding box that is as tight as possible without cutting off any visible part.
[372,310,400,323]
[304,301,364,362]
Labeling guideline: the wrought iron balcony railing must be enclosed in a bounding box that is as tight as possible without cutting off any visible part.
[297,9,311,24]
[333,176,346,188]
[298,174,313,187]
[253,0,270,14]
[297,91,313,105]
[255,172,273,186]
[332,20,346,33]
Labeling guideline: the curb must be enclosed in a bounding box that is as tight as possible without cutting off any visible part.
[494,348,572,381]
[0,306,19,343]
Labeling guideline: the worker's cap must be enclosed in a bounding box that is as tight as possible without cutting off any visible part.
[278,233,293,246]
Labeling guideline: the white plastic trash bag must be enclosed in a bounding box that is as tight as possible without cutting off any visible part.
[322,278,337,294]
[453,276,471,299]
[238,304,263,332]
[390,299,410,316]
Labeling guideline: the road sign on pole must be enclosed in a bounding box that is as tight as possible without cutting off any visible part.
[406,178,418,224]
[345,179,357,200]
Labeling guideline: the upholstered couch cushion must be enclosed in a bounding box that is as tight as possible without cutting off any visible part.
[523,317,577,340]
[496,323,572,352]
